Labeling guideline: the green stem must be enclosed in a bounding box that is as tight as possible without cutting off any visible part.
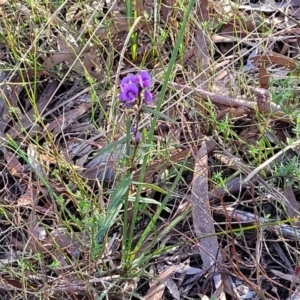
[125,0,137,61]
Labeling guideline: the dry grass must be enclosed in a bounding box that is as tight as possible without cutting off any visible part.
[0,0,300,299]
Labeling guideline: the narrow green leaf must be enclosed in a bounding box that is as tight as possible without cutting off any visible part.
[96,174,132,241]
[142,106,178,124]
[129,0,197,262]
[132,157,188,259]
[132,181,168,194]
[92,135,129,159]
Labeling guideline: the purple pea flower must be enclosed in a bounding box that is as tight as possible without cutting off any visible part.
[119,83,139,105]
[138,71,151,89]
[131,127,141,143]
[121,73,139,88]
[118,71,152,107]
[144,90,152,103]
[135,131,141,143]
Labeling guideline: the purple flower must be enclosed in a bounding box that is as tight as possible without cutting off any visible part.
[135,131,141,143]
[121,73,139,88]
[131,127,141,143]
[119,83,139,105]
[118,71,152,107]
[138,71,151,89]
[144,90,152,103]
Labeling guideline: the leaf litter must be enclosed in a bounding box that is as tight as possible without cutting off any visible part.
[1,0,300,299]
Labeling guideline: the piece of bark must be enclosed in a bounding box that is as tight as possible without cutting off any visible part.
[191,140,226,299]
[194,0,210,87]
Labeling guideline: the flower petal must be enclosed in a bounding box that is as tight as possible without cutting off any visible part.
[119,91,128,101]
[125,83,139,100]
[139,70,151,88]
[128,73,139,84]
[121,73,139,90]
[135,131,141,143]
[120,76,130,88]
[144,90,153,103]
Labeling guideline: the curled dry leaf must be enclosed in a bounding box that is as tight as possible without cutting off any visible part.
[6,79,59,139]
[17,185,37,207]
[191,140,225,298]
[145,265,178,300]
[216,106,251,120]
[251,54,299,73]
[165,279,180,300]
[217,13,256,39]
[4,151,24,177]
[193,0,210,87]
[43,36,103,79]
[191,142,216,259]
[45,102,91,135]
[259,64,269,89]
